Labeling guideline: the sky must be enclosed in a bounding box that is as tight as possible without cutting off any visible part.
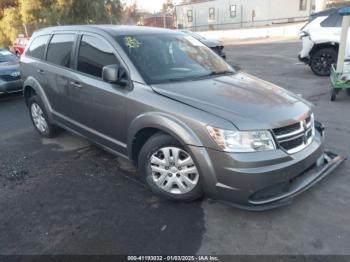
[123,0,164,13]
[123,0,181,13]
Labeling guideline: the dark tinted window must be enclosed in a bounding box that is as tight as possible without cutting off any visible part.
[321,12,342,27]
[26,35,50,60]
[47,34,75,67]
[77,35,119,78]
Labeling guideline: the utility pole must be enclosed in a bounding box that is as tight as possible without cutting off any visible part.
[22,24,28,38]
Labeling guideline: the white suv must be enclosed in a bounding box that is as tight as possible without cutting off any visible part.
[299,8,344,76]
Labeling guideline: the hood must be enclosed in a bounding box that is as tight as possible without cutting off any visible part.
[152,72,311,130]
[0,60,20,75]
[200,38,222,48]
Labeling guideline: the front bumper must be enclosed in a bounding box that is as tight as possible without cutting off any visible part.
[219,52,226,60]
[0,79,23,94]
[298,54,310,64]
[298,35,314,65]
[211,47,226,60]
[188,129,344,210]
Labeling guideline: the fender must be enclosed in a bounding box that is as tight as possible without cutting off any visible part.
[310,41,339,54]
[23,76,53,120]
[127,112,204,159]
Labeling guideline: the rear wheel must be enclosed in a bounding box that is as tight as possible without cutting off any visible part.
[310,48,337,76]
[138,133,203,202]
[346,88,350,96]
[28,95,60,137]
[331,89,337,101]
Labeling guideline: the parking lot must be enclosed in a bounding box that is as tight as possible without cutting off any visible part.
[0,40,349,255]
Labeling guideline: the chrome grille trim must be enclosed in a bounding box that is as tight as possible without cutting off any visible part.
[273,114,315,154]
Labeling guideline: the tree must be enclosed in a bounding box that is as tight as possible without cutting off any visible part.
[0,0,19,19]
[50,0,122,24]
[122,1,140,25]
[0,7,22,47]
[162,0,174,15]
[0,0,124,47]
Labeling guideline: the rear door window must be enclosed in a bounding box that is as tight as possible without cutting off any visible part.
[77,35,119,78]
[47,34,76,68]
[26,35,50,60]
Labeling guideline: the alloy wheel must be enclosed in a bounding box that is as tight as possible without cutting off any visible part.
[312,52,335,75]
[31,103,48,133]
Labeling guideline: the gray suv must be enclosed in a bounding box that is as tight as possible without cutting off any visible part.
[21,26,344,210]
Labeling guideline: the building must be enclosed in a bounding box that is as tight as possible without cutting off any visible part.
[175,0,313,31]
[326,0,350,7]
[138,14,175,28]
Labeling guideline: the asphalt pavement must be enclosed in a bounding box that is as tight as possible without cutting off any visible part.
[0,40,349,255]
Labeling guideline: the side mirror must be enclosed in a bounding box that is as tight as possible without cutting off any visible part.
[102,64,129,87]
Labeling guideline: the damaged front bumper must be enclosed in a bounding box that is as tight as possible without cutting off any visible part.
[189,122,345,211]
[245,151,345,210]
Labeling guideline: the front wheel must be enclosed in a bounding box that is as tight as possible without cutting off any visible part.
[331,89,337,101]
[346,88,350,96]
[310,48,337,76]
[138,133,203,202]
[28,95,60,137]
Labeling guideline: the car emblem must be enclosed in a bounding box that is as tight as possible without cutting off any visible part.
[10,71,20,77]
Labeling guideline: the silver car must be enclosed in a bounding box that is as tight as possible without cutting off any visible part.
[21,26,343,210]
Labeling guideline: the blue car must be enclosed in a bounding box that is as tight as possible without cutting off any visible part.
[0,48,23,95]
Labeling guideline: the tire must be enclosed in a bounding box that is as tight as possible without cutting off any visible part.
[310,48,337,76]
[346,89,350,96]
[28,95,60,138]
[138,133,203,202]
[331,89,337,101]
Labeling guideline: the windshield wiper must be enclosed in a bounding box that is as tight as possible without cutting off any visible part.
[208,70,235,76]
[164,70,235,83]
[167,76,195,82]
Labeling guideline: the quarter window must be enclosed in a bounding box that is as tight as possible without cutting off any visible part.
[26,35,50,60]
[47,34,75,68]
[77,35,119,78]
[321,12,342,27]
[230,5,236,18]
[299,0,307,11]
[187,10,193,22]
[209,7,215,20]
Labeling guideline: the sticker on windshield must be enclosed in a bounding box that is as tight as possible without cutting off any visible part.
[0,50,12,56]
[124,36,141,49]
[184,36,205,47]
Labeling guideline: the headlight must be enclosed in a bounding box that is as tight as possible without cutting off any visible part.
[207,126,276,152]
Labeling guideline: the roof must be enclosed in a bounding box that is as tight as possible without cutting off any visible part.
[35,25,178,37]
[310,7,338,18]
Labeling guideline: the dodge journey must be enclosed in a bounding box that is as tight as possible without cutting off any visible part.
[21,26,343,210]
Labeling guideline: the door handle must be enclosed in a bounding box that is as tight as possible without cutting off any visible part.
[37,69,45,75]
[70,81,82,88]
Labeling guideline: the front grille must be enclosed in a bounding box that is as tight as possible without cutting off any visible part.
[0,75,21,82]
[273,122,300,136]
[273,114,314,154]
[280,136,304,151]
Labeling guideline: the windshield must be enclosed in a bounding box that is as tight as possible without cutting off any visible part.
[0,50,18,63]
[181,30,205,41]
[116,33,233,84]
